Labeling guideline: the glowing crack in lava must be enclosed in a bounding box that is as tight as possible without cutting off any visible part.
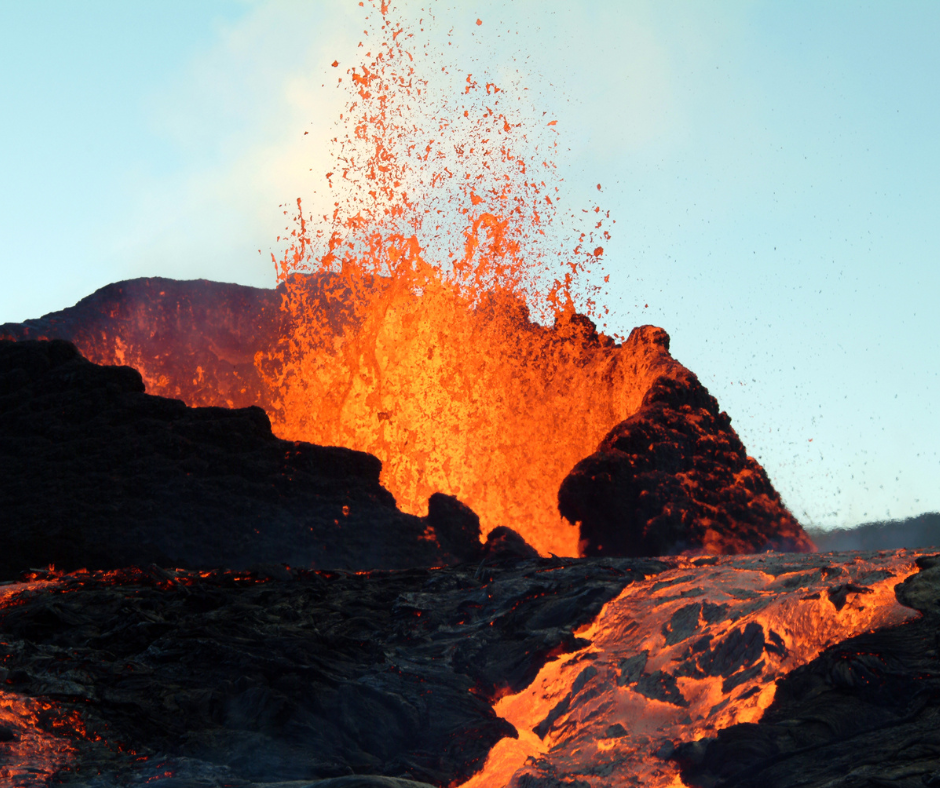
[460,551,919,788]
[259,1,617,555]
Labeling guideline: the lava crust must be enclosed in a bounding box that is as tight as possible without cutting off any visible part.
[558,334,813,557]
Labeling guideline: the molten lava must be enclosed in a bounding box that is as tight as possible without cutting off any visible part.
[257,279,670,556]
[459,551,919,788]
[0,558,930,785]
[258,0,617,555]
[0,578,92,787]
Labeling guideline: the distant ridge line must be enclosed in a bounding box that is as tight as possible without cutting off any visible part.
[809,511,940,552]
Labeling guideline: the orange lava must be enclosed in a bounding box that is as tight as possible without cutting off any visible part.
[17,2,802,559]
[459,551,920,788]
[258,282,676,555]
[260,1,626,554]
[0,566,270,784]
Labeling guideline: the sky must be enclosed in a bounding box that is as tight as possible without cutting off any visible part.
[1,0,938,530]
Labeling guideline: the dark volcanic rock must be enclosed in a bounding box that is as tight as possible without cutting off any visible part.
[0,557,667,786]
[0,339,485,577]
[558,329,813,557]
[481,525,541,563]
[676,554,940,788]
[426,493,483,563]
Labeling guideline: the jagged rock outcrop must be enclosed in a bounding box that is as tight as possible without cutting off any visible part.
[558,328,813,557]
[0,339,492,577]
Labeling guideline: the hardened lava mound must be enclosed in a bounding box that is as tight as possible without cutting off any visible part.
[558,329,814,558]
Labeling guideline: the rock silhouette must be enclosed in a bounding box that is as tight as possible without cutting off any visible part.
[0,338,489,578]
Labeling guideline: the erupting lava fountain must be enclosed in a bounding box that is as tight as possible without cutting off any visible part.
[2,0,809,558]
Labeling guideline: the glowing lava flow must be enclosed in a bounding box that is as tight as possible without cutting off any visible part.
[459,551,920,788]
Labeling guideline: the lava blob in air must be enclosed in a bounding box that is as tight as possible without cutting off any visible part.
[273,1,612,322]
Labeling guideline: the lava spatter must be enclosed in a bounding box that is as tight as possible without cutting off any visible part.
[459,551,919,788]
[260,0,617,554]
[0,2,806,560]
[274,1,611,320]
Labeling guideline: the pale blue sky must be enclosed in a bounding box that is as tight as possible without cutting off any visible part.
[1,0,937,529]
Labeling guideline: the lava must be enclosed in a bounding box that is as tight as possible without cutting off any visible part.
[459,551,919,788]
[256,1,617,554]
[0,566,280,784]
[0,557,929,785]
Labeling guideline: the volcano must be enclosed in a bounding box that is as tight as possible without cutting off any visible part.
[0,0,812,561]
[0,293,932,788]
[0,1,931,785]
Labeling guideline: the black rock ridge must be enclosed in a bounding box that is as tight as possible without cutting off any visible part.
[0,339,493,578]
